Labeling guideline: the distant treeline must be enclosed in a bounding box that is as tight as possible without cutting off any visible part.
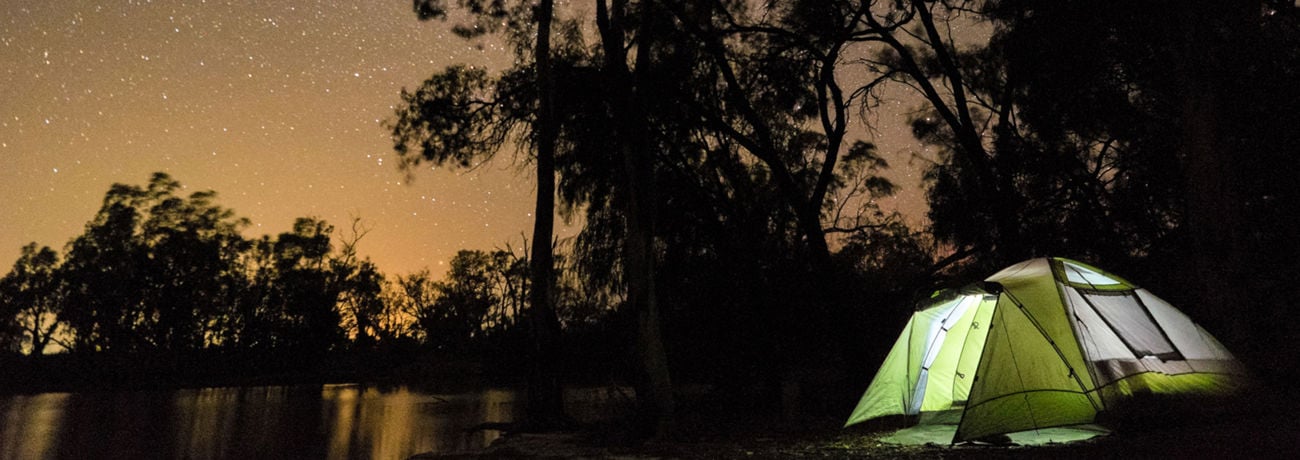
[0,167,931,396]
[0,173,627,390]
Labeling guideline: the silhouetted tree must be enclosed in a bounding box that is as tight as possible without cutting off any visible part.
[478,247,529,333]
[416,249,518,350]
[843,0,1299,375]
[662,0,895,275]
[602,1,922,414]
[551,240,619,327]
[257,217,345,355]
[60,182,150,352]
[0,243,67,355]
[392,270,439,344]
[59,173,250,353]
[527,0,566,428]
[332,218,388,347]
[401,0,569,428]
[976,0,1300,372]
[593,0,676,437]
[140,183,250,350]
[399,1,936,434]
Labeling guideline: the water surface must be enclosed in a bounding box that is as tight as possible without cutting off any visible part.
[0,384,627,460]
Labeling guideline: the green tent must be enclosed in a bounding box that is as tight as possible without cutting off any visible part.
[845,257,1248,443]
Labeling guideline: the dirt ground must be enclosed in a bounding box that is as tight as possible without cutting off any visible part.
[471,420,1297,458]
[416,397,1300,459]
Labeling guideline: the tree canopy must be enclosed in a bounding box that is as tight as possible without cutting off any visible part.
[5,0,1297,407]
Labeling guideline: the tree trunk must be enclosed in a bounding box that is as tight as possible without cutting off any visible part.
[597,0,675,438]
[525,0,567,430]
[623,139,675,438]
[1173,4,1251,354]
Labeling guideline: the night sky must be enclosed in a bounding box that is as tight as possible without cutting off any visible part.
[1,0,929,278]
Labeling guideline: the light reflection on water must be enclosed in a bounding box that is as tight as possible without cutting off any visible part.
[1,393,68,460]
[0,385,628,460]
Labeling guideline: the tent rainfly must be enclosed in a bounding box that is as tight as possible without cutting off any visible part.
[845,257,1248,443]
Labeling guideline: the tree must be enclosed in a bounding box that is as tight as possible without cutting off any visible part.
[384,268,441,340]
[258,217,345,354]
[415,249,513,350]
[332,218,388,347]
[594,0,676,437]
[843,0,1299,375]
[139,182,251,350]
[976,0,1300,371]
[59,173,250,353]
[0,243,68,355]
[525,0,567,426]
[400,1,944,435]
[852,1,1033,270]
[392,270,440,344]
[399,0,569,428]
[60,181,151,352]
[626,1,930,412]
[661,0,891,274]
[551,239,619,327]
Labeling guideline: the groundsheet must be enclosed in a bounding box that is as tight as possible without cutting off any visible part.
[880,423,1109,446]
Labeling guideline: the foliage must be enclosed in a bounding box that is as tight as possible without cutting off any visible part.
[388,270,439,344]
[389,1,935,403]
[250,217,345,354]
[418,249,525,350]
[390,65,522,172]
[0,173,629,366]
[0,175,401,356]
[981,1,1300,368]
[5,0,1294,403]
[57,173,251,352]
[861,0,1300,377]
[0,243,66,355]
[399,0,572,427]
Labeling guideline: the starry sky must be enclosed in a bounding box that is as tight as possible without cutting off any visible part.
[1,0,931,278]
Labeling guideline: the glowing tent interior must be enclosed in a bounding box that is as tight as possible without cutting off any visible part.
[845,257,1248,444]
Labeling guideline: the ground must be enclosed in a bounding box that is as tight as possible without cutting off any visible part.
[414,395,1300,459]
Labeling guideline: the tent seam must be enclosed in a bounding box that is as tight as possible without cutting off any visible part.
[1002,288,1102,413]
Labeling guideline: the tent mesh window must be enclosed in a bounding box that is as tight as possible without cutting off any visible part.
[1076,289,1183,361]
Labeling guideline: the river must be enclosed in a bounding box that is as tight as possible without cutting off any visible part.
[0,384,630,460]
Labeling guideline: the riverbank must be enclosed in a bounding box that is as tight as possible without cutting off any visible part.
[421,416,1300,459]
[0,344,627,395]
[415,391,1300,459]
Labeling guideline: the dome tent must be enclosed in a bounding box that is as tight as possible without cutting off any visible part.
[845,257,1248,444]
